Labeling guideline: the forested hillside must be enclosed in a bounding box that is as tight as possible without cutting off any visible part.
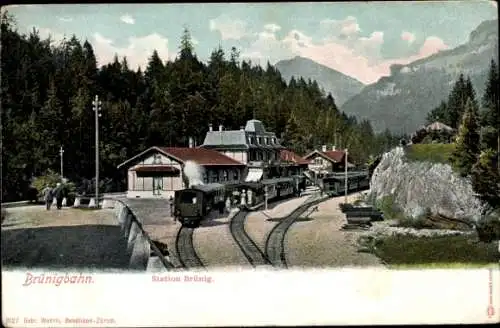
[1,11,399,202]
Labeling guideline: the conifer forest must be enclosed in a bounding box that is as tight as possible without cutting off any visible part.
[1,11,402,202]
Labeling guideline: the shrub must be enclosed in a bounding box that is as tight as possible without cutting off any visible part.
[31,170,77,204]
[31,169,62,197]
[375,195,404,220]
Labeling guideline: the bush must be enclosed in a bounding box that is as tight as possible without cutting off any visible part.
[31,169,62,198]
[375,195,404,220]
[31,170,77,204]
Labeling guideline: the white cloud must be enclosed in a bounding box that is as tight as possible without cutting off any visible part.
[92,32,169,70]
[320,16,361,38]
[120,14,135,25]
[58,17,73,22]
[264,23,281,33]
[401,31,416,44]
[241,17,449,84]
[209,14,248,40]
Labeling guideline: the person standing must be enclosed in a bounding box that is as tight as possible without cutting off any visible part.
[168,196,175,222]
[42,185,53,210]
[54,183,64,210]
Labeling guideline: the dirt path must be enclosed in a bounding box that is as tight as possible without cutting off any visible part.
[286,192,384,268]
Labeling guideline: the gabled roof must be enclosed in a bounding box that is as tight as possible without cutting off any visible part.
[280,149,310,165]
[425,121,454,133]
[303,149,347,163]
[117,146,245,169]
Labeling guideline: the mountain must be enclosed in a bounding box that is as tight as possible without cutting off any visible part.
[275,56,365,107]
[341,19,499,134]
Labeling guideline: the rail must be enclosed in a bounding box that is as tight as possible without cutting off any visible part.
[175,226,205,269]
[229,209,271,267]
[264,192,329,268]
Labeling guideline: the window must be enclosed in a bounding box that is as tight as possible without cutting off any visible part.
[203,173,208,184]
[210,170,218,183]
[153,154,162,164]
[233,170,239,181]
[223,170,228,182]
[250,137,256,144]
[314,158,322,165]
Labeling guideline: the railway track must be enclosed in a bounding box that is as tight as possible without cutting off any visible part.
[264,193,326,268]
[229,210,271,267]
[175,226,205,269]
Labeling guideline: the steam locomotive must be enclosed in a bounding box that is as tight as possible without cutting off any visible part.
[173,175,306,227]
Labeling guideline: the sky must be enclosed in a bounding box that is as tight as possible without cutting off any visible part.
[3,1,498,85]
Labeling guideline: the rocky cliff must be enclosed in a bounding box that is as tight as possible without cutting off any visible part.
[369,147,485,223]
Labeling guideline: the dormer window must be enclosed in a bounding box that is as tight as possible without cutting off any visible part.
[153,154,162,164]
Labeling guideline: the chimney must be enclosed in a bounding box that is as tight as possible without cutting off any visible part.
[332,145,336,151]
[322,145,327,152]
[189,137,194,148]
[219,125,223,131]
[209,124,213,132]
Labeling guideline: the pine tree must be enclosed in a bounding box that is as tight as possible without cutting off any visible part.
[450,97,481,176]
[480,59,499,158]
[426,101,448,124]
[471,149,500,210]
[446,74,467,129]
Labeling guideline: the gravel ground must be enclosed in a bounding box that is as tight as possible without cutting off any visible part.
[244,195,311,251]
[286,192,384,268]
[193,208,250,268]
[1,206,129,270]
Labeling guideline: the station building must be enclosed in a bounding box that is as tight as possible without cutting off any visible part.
[117,146,245,199]
[303,145,354,176]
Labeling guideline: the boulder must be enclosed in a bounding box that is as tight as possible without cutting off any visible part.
[370,146,484,225]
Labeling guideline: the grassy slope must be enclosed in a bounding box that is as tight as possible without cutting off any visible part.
[373,234,499,267]
[405,143,456,164]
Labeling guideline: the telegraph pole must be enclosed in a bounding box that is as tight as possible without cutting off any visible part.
[92,95,102,208]
[59,146,64,180]
[344,148,348,204]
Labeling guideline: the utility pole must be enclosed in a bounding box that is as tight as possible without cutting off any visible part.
[59,146,64,180]
[92,95,102,208]
[344,148,348,204]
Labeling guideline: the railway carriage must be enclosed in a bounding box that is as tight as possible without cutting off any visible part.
[321,171,370,196]
[276,177,295,198]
